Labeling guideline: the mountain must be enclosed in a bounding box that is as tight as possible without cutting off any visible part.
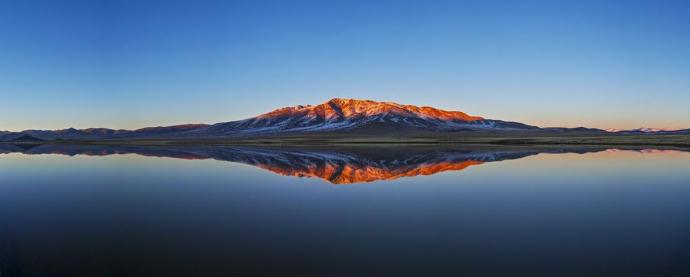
[662,129,690,135]
[194,98,539,137]
[607,127,690,135]
[4,98,685,142]
[544,127,607,133]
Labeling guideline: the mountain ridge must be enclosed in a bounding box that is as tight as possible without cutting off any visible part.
[197,98,539,136]
[1,98,687,141]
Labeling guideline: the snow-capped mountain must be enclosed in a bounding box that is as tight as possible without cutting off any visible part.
[607,127,690,135]
[198,98,538,136]
[634,127,674,133]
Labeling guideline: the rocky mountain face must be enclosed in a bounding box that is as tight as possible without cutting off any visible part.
[198,98,538,136]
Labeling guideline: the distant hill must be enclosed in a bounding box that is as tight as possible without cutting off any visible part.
[608,128,690,135]
[5,124,209,141]
[11,134,44,142]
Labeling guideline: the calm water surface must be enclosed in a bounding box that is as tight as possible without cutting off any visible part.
[1,145,689,276]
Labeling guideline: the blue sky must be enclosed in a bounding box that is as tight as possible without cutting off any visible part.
[1,0,689,131]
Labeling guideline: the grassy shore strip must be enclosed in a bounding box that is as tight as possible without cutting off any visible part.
[10,134,688,147]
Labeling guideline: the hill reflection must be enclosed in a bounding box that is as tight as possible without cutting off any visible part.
[2,144,687,184]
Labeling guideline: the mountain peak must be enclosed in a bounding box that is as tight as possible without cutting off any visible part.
[255,98,486,123]
[325,97,389,107]
[321,98,484,121]
[326,97,357,104]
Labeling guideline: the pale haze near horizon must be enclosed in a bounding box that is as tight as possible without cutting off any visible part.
[1,0,689,132]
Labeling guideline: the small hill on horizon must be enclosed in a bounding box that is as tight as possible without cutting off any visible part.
[2,134,44,143]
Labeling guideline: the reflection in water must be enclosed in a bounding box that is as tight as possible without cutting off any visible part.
[2,143,690,276]
[2,143,688,184]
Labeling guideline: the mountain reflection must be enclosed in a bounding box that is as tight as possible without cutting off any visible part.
[2,143,687,184]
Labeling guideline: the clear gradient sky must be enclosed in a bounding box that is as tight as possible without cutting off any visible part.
[1,0,689,131]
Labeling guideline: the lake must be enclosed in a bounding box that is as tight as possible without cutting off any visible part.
[1,144,689,276]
